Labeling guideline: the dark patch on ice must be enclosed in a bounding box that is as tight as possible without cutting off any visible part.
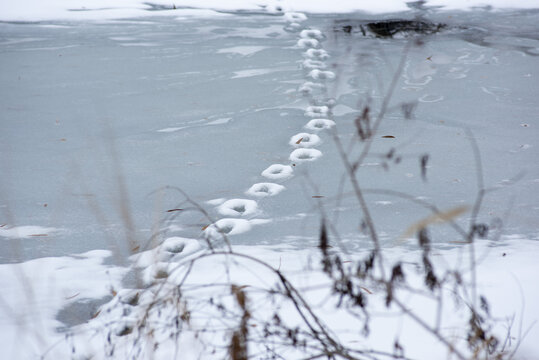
[333,19,446,38]
[56,295,113,330]
[165,242,185,254]
[331,13,539,56]
[232,205,246,214]
[143,3,197,11]
[458,28,539,57]
[217,224,234,234]
[0,21,42,25]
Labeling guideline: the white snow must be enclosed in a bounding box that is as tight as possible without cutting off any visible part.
[298,81,326,94]
[283,12,308,22]
[284,22,303,31]
[0,250,127,358]
[217,198,259,217]
[305,105,330,117]
[296,38,319,49]
[0,225,59,239]
[246,182,286,197]
[207,117,232,125]
[231,68,276,79]
[161,236,200,254]
[131,237,203,267]
[11,239,537,359]
[304,48,330,60]
[206,197,226,206]
[419,94,445,103]
[157,117,232,133]
[157,126,186,133]
[203,218,252,238]
[304,118,336,131]
[308,69,336,80]
[289,148,323,162]
[289,132,321,148]
[217,46,269,56]
[427,0,539,10]
[261,164,294,180]
[299,29,324,40]
[302,59,327,70]
[141,261,172,285]
[1,0,538,22]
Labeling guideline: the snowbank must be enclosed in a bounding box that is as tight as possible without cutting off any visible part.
[0,0,537,22]
[4,239,538,359]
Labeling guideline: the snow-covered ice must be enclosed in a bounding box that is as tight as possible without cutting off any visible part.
[1,0,538,22]
[304,105,330,117]
[283,12,307,22]
[289,132,321,148]
[308,69,336,80]
[131,237,202,267]
[261,164,294,180]
[296,38,319,49]
[304,118,336,131]
[206,198,227,206]
[246,182,286,197]
[302,59,327,69]
[299,29,324,40]
[289,148,323,162]
[298,81,326,94]
[304,48,330,60]
[204,218,252,237]
[217,198,259,217]
[0,225,59,239]
[216,45,269,56]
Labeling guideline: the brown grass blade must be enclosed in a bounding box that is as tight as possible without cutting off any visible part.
[402,205,469,239]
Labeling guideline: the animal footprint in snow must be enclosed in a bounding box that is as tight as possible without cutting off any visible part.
[305,105,329,117]
[261,164,293,180]
[299,81,325,94]
[297,38,319,48]
[289,133,321,148]
[300,29,324,40]
[290,148,322,162]
[284,12,307,22]
[246,183,285,197]
[302,59,327,70]
[217,199,259,217]
[204,218,252,238]
[304,118,336,131]
[304,48,330,60]
[308,69,335,80]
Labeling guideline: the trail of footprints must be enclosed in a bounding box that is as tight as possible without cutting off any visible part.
[132,12,337,285]
[202,12,336,241]
[99,11,337,337]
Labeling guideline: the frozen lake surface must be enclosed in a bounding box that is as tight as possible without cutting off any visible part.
[1,4,539,359]
[1,9,538,262]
